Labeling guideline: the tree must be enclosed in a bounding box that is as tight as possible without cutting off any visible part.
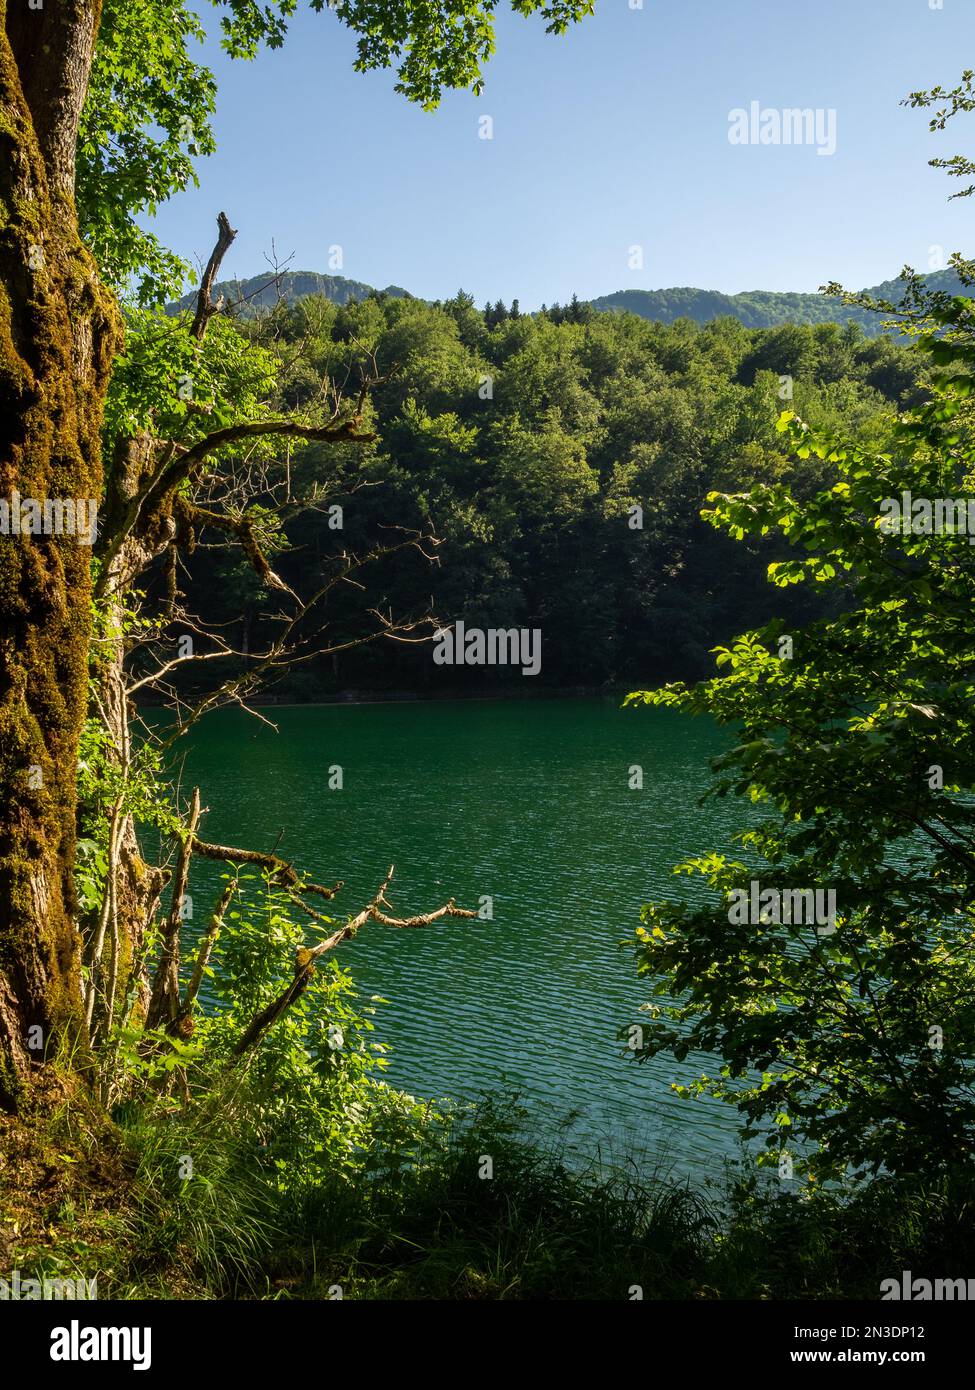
[0,0,122,1102]
[625,299,975,1182]
[624,84,975,1180]
[0,0,593,1109]
[904,68,975,200]
[213,287,914,696]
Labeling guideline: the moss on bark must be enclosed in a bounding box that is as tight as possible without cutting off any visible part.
[0,11,122,1108]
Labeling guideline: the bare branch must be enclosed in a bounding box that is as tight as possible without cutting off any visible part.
[191,837,344,901]
[146,789,201,1030]
[191,212,237,342]
[230,866,476,1060]
[173,497,298,598]
[180,881,237,1020]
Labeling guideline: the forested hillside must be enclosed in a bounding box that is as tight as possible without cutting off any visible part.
[162,291,923,698]
[167,270,412,315]
[168,268,963,334]
[590,269,965,329]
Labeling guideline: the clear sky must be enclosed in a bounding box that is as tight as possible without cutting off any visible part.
[147,0,975,309]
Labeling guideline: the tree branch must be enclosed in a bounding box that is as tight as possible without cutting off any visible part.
[230,866,476,1060]
[146,788,201,1029]
[173,496,298,597]
[179,881,237,1023]
[191,837,343,901]
[191,211,236,341]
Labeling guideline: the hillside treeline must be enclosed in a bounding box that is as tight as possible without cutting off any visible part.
[171,293,922,696]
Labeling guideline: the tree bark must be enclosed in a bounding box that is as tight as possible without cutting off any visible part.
[0,0,120,1108]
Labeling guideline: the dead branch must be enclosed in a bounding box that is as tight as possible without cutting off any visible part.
[125,642,235,697]
[191,211,237,341]
[153,536,441,745]
[190,838,343,901]
[229,866,476,1061]
[173,497,298,598]
[180,881,237,1022]
[146,788,201,1029]
[97,412,375,601]
[83,795,125,1031]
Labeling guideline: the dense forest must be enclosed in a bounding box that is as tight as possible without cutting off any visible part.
[158,293,922,699]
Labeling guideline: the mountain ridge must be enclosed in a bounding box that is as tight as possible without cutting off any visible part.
[167,269,966,334]
[167,270,413,316]
[588,270,965,331]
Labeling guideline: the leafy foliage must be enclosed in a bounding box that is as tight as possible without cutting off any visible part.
[904,68,975,200]
[625,295,975,1182]
[79,0,217,304]
[216,0,593,104]
[191,871,438,1184]
[172,295,921,694]
[103,308,281,451]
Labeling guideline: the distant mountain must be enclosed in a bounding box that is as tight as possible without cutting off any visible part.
[589,271,966,333]
[167,268,967,334]
[166,270,413,316]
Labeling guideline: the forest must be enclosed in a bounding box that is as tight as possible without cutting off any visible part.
[588,269,966,330]
[161,293,921,697]
[2,0,975,1339]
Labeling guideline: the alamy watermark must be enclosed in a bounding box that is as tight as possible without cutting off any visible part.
[50,1320,151,1370]
[0,1268,97,1300]
[433,621,541,677]
[879,491,975,542]
[0,491,98,546]
[728,102,837,157]
[728,880,837,936]
[881,1271,975,1300]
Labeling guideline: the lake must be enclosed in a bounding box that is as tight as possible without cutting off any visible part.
[176,696,750,1181]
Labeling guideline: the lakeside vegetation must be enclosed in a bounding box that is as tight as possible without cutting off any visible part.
[3,0,975,1306]
[6,1073,975,1300]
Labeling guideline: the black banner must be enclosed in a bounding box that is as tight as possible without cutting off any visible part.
[2,1298,968,1376]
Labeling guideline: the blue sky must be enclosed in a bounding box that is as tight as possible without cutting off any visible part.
[148,0,975,309]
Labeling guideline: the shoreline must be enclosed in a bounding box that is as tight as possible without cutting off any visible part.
[143,684,635,711]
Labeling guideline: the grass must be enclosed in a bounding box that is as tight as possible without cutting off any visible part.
[714,1171,975,1299]
[4,1079,974,1301]
[270,1100,716,1299]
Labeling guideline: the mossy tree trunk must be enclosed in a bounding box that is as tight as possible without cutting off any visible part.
[0,0,120,1108]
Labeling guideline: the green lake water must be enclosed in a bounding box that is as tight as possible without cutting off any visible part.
[176,697,749,1180]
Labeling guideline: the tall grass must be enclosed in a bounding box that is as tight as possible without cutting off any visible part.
[13,1072,975,1299]
[277,1095,717,1299]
